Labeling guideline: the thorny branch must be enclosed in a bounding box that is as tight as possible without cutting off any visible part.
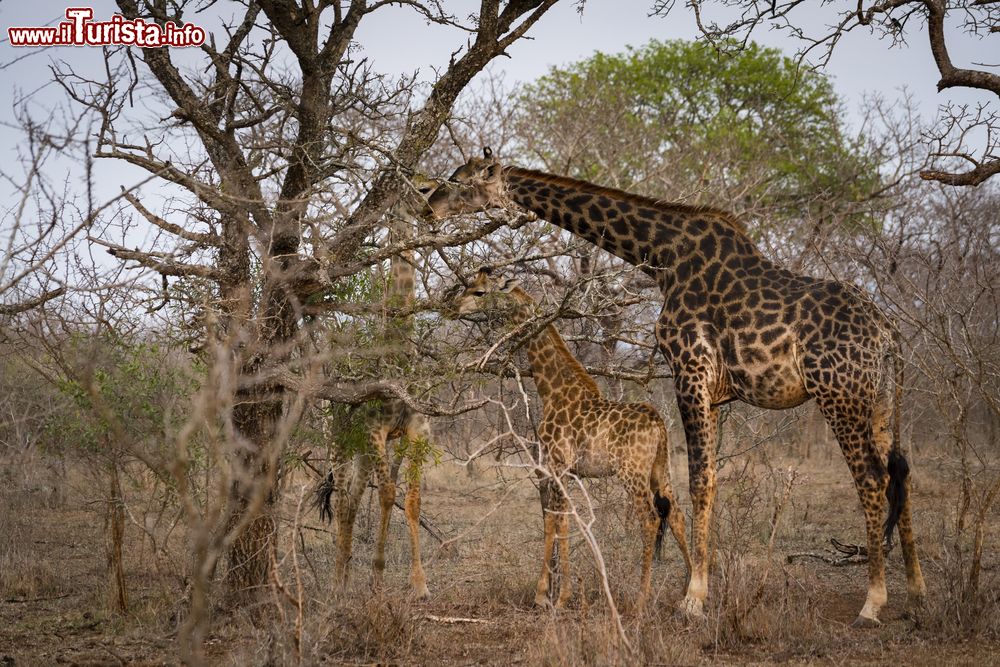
[665,0,1000,186]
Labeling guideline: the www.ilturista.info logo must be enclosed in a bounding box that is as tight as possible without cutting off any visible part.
[7,8,206,48]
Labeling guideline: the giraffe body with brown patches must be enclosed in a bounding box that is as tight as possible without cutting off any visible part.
[427,152,925,626]
[449,268,690,609]
[319,177,438,599]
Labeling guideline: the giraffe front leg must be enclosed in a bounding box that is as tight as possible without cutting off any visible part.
[535,505,558,607]
[554,501,572,609]
[333,455,369,590]
[675,377,718,620]
[403,417,432,599]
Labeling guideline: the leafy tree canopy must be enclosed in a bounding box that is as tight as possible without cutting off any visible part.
[516,39,882,227]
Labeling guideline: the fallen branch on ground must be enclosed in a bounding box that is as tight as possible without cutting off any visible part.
[786,537,887,566]
[423,615,491,624]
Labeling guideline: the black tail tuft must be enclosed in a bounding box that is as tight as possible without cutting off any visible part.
[654,491,671,561]
[884,449,909,548]
[315,471,335,524]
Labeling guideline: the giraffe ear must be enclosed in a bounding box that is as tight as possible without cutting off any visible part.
[483,146,493,159]
[498,278,520,293]
[481,162,502,183]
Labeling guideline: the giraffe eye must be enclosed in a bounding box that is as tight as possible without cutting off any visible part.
[471,290,486,297]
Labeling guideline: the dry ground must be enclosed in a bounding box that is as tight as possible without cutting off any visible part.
[2,444,999,666]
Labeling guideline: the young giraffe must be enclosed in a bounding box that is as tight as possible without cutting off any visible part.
[425,150,925,627]
[318,176,438,599]
[447,267,690,609]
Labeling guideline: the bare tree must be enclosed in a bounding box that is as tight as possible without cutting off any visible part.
[32,0,562,633]
[655,0,1000,186]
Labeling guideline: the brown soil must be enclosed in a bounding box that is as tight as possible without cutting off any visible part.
[2,453,998,666]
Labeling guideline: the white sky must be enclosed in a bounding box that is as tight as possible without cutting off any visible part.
[0,1,993,227]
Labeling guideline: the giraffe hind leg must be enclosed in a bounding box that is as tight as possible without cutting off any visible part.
[650,424,692,583]
[654,486,691,586]
[627,478,659,613]
[370,427,395,592]
[821,399,889,627]
[403,416,431,599]
[674,376,718,620]
[883,433,925,608]
[334,454,370,589]
[877,397,926,613]
[895,472,926,607]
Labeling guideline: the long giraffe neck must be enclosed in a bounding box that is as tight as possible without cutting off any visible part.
[502,167,761,285]
[505,286,601,407]
[384,203,417,357]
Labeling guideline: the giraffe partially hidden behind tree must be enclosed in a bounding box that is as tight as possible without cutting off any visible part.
[447,267,690,610]
[317,176,439,599]
[425,149,925,627]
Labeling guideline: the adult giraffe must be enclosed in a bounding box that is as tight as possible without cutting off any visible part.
[424,149,924,627]
[317,175,439,599]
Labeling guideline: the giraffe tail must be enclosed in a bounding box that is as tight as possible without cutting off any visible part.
[883,330,908,548]
[653,490,671,560]
[315,470,335,524]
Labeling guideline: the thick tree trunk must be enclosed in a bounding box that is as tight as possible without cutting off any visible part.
[222,267,297,601]
[223,397,283,601]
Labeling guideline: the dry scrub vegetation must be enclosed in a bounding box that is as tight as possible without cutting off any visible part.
[2,415,1000,665]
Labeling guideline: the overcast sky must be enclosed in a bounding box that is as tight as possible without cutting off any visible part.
[0,1,992,220]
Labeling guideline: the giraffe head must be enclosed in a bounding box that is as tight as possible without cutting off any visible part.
[399,172,443,218]
[443,266,520,318]
[426,147,507,219]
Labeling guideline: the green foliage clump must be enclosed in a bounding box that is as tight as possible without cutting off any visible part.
[518,39,882,228]
[42,335,200,466]
[317,400,441,482]
[394,434,441,485]
[322,400,383,458]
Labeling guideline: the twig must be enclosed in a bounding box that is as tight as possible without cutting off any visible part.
[4,592,76,603]
[423,614,491,624]
[787,538,872,566]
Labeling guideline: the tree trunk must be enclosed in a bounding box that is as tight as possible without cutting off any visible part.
[223,385,283,602]
[106,457,128,614]
[222,273,297,602]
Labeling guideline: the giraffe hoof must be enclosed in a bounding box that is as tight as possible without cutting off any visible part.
[902,593,925,624]
[678,595,705,620]
[533,595,553,610]
[412,585,431,601]
[850,614,881,629]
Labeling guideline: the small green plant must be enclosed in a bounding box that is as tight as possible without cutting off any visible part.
[394,434,442,484]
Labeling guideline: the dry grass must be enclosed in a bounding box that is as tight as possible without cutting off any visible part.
[1,447,999,666]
